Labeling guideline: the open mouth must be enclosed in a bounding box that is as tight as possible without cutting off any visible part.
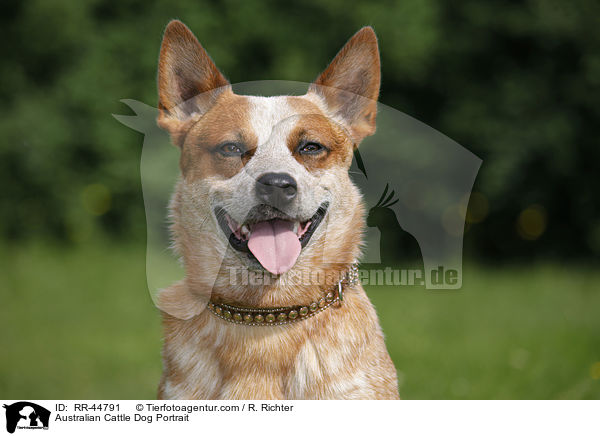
[214,202,329,275]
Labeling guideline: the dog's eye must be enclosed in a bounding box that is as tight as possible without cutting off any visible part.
[218,142,244,156]
[298,141,325,155]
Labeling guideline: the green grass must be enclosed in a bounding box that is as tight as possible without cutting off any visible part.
[0,241,161,399]
[1,242,599,399]
[369,264,600,399]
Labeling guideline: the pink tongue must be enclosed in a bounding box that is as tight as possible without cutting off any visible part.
[247,220,301,275]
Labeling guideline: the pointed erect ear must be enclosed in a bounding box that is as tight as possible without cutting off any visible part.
[309,27,381,144]
[157,20,230,142]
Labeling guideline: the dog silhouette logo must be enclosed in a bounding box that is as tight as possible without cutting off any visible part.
[3,402,50,433]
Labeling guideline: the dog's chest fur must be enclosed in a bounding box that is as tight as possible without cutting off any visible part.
[158,290,399,400]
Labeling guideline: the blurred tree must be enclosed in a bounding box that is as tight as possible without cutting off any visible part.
[0,0,598,260]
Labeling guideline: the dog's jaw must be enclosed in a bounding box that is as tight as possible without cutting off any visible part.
[214,202,329,275]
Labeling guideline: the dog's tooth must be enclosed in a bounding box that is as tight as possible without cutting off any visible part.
[241,225,249,236]
[293,222,300,235]
[225,213,239,231]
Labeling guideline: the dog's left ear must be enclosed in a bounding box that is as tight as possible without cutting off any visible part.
[157,20,231,145]
[309,27,381,145]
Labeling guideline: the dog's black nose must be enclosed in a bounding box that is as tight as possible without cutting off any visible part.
[255,172,297,208]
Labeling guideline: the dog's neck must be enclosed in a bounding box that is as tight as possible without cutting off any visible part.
[206,263,359,326]
[204,259,358,309]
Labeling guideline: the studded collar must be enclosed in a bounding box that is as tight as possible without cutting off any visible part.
[207,264,359,326]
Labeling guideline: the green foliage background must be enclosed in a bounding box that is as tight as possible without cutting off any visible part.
[1,0,599,399]
[1,0,599,258]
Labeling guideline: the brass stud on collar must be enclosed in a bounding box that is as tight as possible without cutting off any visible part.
[207,263,358,326]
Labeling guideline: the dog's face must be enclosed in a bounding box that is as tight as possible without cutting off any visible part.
[157,21,380,285]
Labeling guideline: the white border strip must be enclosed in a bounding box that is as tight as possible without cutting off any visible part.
[1,400,598,436]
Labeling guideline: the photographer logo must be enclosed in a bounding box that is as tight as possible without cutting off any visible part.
[3,402,50,433]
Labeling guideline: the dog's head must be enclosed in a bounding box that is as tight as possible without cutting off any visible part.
[157,21,379,302]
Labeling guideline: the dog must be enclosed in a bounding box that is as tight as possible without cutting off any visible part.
[155,20,399,399]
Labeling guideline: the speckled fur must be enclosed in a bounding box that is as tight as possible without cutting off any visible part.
[155,20,399,400]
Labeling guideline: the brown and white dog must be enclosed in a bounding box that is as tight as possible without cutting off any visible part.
[155,20,399,400]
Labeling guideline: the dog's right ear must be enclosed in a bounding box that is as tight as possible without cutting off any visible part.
[157,20,230,145]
